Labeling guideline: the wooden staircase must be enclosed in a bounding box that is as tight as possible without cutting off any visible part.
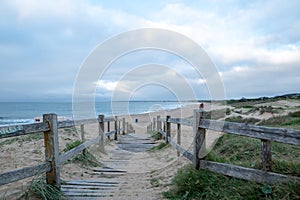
[61,134,155,199]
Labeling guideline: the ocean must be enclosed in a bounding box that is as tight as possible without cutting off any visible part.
[0,101,187,126]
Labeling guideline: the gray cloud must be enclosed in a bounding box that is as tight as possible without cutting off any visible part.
[0,0,299,101]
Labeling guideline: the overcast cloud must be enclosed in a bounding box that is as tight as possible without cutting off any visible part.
[0,0,299,101]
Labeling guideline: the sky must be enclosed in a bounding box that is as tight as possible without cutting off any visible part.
[0,0,299,102]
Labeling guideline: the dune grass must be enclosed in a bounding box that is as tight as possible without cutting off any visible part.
[259,111,300,130]
[163,165,300,200]
[164,124,300,199]
[63,140,101,167]
[206,134,300,176]
[21,175,64,200]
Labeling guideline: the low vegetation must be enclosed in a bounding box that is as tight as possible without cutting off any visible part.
[148,143,169,152]
[164,109,300,199]
[259,111,300,130]
[63,140,101,167]
[0,132,43,148]
[206,134,300,176]
[163,165,300,200]
[21,175,64,200]
[225,116,260,124]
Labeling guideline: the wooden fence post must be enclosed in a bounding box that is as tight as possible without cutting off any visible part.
[166,115,171,143]
[43,113,60,188]
[193,109,206,170]
[122,118,125,135]
[80,124,86,156]
[126,122,129,133]
[261,140,272,171]
[107,121,110,140]
[98,115,105,152]
[157,115,161,140]
[177,123,181,157]
[118,120,121,135]
[114,116,118,140]
[153,118,156,131]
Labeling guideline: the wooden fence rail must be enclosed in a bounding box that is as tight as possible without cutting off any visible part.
[154,109,300,184]
[0,114,134,187]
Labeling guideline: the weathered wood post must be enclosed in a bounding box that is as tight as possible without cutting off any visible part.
[193,109,206,170]
[153,118,156,131]
[122,118,125,135]
[157,115,161,140]
[163,120,166,140]
[261,140,272,171]
[98,115,105,152]
[177,123,181,157]
[114,116,118,140]
[126,122,129,133]
[107,121,110,140]
[166,115,171,143]
[149,122,153,133]
[43,113,60,187]
[80,124,86,156]
[118,120,121,135]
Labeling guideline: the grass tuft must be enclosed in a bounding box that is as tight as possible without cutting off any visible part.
[21,175,64,200]
[63,140,101,167]
[148,142,169,152]
[63,140,82,152]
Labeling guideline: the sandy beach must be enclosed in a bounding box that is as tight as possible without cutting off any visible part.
[1,99,300,199]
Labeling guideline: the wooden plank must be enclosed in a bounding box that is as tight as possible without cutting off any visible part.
[61,185,116,190]
[92,168,126,173]
[57,117,114,129]
[200,119,300,145]
[60,136,101,164]
[58,118,98,129]
[168,118,193,126]
[105,130,116,137]
[0,162,51,186]
[104,117,115,122]
[168,138,193,161]
[62,192,110,197]
[66,180,119,185]
[0,122,49,139]
[63,196,110,200]
[159,131,166,138]
[43,114,60,187]
[200,160,300,184]
[62,188,114,194]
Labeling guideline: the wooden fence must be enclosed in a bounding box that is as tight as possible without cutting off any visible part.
[0,114,134,188]
[151,109,300,184]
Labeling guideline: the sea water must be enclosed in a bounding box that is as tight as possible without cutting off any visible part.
[0,101,186,126]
